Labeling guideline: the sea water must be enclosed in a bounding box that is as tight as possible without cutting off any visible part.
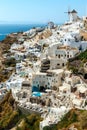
[0,24,45,41]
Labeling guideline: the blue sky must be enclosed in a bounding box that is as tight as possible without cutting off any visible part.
[0,0,87,24]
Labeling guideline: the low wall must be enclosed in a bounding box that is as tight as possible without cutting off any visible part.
[17,105,41,115]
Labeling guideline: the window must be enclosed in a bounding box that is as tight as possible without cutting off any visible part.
[62,63,64,67]
[57,46,59,49]
[33,81,35,84]
[57,64,60,66]
[58,55,60,58]
[45,85,47,88]
[48,82,50,85]
[67,55,69,58]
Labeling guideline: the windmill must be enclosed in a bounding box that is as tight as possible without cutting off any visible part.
[64,7,71,22]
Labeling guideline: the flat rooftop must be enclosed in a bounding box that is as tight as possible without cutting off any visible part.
[47,69,64,74]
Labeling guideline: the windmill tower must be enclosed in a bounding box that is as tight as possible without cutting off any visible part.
[71,9,78,22]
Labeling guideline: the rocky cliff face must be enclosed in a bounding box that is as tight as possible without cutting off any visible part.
[67,49,87,82]
[0,91,42,130]
[0,90,20,130]
[0,36,17,82]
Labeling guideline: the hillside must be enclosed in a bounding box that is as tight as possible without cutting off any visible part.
[0,36,17,82]
[0,91,42,130]
[0,91,87,130]
[67,49,87,80]
[13,114,42,130]
[0,90,20,130]
[43,109,87,130]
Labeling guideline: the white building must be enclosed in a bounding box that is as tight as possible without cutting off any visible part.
[47,44,79,69]
[76,84,87,98]
[59,83,71,94]
[40,107,70,130]
[32,69,64,91]
[48,22,55,29]
[48,44,79,59]
[63,36,87,51]
[50,58,66,69]
[14,52,26,61]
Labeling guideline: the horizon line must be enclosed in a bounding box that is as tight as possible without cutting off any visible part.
[0,21,64,24]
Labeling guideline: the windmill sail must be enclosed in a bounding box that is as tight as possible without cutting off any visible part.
[64,7,71,22]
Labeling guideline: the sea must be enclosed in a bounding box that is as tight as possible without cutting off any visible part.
[0,24,46,41]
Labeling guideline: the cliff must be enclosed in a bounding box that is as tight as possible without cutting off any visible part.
[0,36,17,82]
[67,49,87,82]
[0,90,20,130]
[0,91,42,130]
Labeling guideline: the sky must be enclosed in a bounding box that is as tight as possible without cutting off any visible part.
[0,0,87,24]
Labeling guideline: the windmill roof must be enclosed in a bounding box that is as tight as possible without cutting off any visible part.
[71,9,77,13]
